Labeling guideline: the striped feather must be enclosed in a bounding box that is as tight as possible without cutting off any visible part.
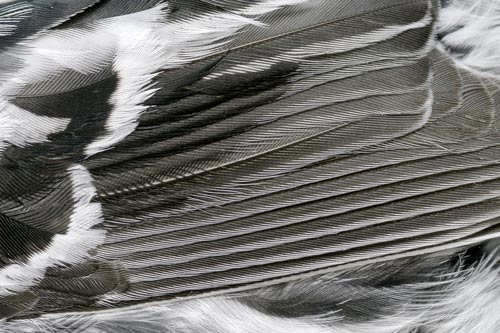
[2,0,500,330]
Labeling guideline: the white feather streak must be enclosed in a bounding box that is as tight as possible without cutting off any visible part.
[84,5,168,156]
[0,102,70,153]
[0,0,314,297]
[438,0,500,77]
[0,1,315,156]
[87,0,309,155]
[0,165,105,296]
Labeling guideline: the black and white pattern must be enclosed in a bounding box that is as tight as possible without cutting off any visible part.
[1,0,500,331]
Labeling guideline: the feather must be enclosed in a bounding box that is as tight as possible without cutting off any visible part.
[2,0,500,330]
[0,164,105,296]
[3,249,500,332]
[438,0,500,77]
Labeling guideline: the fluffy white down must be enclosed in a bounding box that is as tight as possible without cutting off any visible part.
[438,0,500,76]
[1,251,500,333]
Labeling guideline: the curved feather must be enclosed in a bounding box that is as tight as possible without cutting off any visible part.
[2,0,500,324]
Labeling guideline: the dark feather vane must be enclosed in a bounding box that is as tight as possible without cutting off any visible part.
[1,0,500,331]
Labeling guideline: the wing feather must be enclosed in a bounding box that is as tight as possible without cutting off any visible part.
[5,0,500,317]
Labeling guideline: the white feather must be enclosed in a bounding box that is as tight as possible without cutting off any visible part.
[438,0,500,77]
[86,0,308,155]
[0,1,314,157]
[84,5,168,156]
[0,165,105,296]
[0,0,319,298]
[0,28,116,97]
[0,101,70,153]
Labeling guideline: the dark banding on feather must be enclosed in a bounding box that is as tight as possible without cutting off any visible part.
[0,0,100,51]
[0,213,54,267]
[0,71,117,315]
[12,74,119,158]
[85,58,298,172]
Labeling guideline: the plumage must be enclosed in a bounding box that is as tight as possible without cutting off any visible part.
[1,0,500,331]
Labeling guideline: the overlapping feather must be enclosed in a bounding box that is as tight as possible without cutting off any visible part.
[1,1,500,331]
